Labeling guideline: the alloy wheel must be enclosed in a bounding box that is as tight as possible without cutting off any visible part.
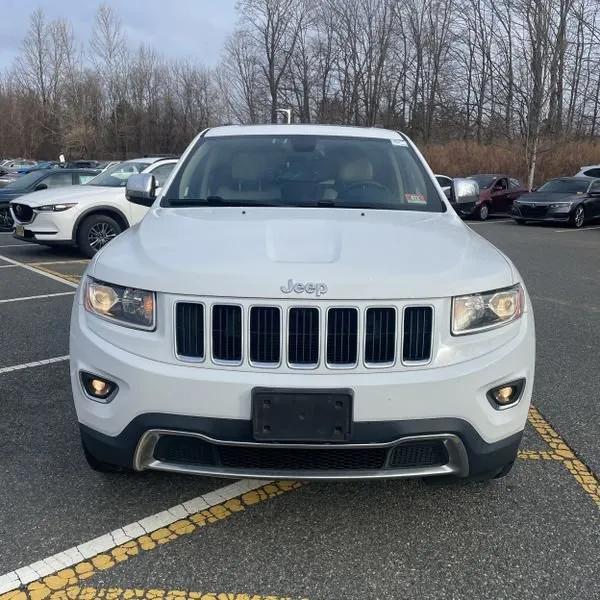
[88,221,117,249]
[0,207,14,231]
[574,206,585,228]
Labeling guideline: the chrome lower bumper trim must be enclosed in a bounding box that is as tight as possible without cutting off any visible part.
[133,429,470,481]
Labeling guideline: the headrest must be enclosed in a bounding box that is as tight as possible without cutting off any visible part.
[339,157,373,183]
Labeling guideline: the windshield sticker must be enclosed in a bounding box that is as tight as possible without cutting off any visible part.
[405,193,426,204]
[392,138,408,146]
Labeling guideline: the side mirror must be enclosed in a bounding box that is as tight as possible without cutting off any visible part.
[451,178,479,205]
[126,173,158,207]
[589,189,600,197]
[34,183,48,191]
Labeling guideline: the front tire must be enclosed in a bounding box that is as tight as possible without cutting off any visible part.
[477,203,490,221]
[0,206,14,231]
[76,213,122,257]
[570,205,585,228]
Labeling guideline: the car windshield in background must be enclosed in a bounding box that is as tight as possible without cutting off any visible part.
[162,135,443,212]
[3,171,43,190]
[467,175,496,189]
[87,161,149,187]
[537,179,590,194]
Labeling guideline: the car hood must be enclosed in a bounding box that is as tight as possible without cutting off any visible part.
[516,192,582,204]
[91,207,516,300]
[11,185,124,207]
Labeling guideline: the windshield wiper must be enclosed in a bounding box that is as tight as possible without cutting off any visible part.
[165,196,283,208]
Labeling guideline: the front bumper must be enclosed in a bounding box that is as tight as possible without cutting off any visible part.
[512,206,571,222]
[80,415,524,480]
[11,208,74,244]
[71,294,535,480]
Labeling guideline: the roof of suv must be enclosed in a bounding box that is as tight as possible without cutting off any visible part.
[204,124,405,140]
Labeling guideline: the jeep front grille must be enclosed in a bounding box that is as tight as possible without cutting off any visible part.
[174,300,434,370]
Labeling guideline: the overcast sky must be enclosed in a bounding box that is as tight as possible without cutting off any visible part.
[0,0,237,71]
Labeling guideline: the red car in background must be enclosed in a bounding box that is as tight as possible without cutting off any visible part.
[456,174,528,220]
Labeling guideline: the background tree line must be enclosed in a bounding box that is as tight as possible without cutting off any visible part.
[2,0,600,184]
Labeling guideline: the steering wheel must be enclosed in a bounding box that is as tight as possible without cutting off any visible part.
[344,181,389,194]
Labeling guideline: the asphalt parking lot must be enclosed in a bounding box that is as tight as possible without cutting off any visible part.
[1,220,599,600]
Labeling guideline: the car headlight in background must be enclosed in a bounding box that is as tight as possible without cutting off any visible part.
[84,277,155,330]
[549,202,572,209]
[35,203,78,211]
[452,284,524,335]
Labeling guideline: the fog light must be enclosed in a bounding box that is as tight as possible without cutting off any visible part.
[487,379,525,410]
[80,371,118,402]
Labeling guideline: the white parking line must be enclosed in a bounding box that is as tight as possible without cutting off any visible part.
[0,243,29,248]
[0,479,269,593]
[0,253,78,288]
[0,355,69,375]
[0,291,75,304]
[0,264,18,269]
[554,225,600,233]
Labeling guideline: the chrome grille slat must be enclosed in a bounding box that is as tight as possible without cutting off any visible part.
[403,306,433,363]
[288,307,319,366]
[327,308,358,366]
[365,307,396,365]
[175,302,204,360]
[250,306,281,365]
[212,305,242,363]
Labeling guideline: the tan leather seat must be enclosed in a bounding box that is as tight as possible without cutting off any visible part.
[217,153,281,201]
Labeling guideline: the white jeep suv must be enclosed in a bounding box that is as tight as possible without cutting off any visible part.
[11,157,177,257]
[71,125,535,482]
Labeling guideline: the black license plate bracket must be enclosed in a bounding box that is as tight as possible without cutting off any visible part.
[251,388,353,442]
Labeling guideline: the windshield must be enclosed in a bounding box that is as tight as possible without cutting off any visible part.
[467,175,496,189]
[87,161,150,187]
[537,179,589,194]
[4,171,44,191]
[162,135,443,212]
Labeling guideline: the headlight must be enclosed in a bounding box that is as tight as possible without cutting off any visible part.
[84,277,155,330]
[549,202,572,209]
[36,203,77,211]
[452,284,524,335]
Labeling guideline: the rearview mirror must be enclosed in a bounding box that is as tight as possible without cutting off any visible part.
[451,178,479,205]
[126,173,158,207]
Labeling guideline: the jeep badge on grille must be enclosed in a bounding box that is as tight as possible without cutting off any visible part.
[281,279,328,297]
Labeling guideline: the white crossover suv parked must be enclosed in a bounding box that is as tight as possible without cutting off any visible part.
[11,157,177,257]
[70,125,535,482]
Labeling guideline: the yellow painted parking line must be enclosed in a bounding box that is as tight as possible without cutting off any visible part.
[0,482,302,600]
[517,449,562,461]
[1,586,305,600]
[28,260,89,266]
[0,254,78,288]
[528,406,600,509]
[32,264,81,284]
